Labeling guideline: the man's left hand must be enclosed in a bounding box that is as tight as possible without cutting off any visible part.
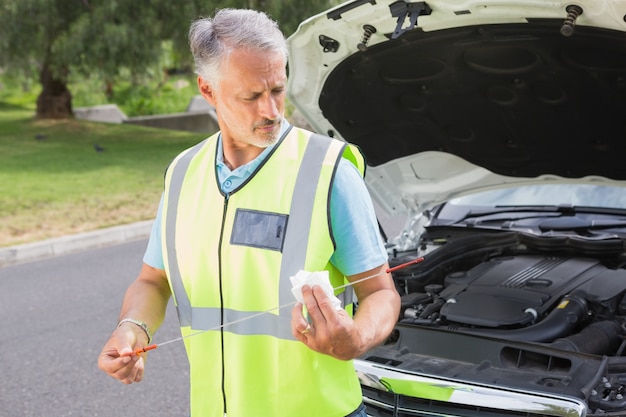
[291,284,364,360]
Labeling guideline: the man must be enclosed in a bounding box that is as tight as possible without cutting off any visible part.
[98,8,400,417]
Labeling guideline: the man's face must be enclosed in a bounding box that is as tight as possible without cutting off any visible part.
[199,48,287,148]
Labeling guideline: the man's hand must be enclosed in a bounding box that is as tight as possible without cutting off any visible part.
[98,324,148,384]
[291,284,363,360]
[290,263,400,361]
[97,264,171,384]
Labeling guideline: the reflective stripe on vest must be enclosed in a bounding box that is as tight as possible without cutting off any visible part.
[164,130,349,338]
[164,139,205,328]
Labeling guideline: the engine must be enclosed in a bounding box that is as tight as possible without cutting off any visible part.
[393,251,626,356]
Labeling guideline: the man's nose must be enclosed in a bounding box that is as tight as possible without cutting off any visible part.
[259,96,280,119]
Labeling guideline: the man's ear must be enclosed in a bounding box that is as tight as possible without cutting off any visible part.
[198,76,217,106]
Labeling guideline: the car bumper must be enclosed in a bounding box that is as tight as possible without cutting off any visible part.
[355,359,587,417]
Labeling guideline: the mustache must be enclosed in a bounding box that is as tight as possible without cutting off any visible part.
[256,117,283,128]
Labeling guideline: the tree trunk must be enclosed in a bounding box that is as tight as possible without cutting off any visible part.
[104,79,114,100]
[36,63,73,119]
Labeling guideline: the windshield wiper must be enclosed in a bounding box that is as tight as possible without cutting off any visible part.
[452,205,626,230]
[455,205,567,225]
[538,217,626,231]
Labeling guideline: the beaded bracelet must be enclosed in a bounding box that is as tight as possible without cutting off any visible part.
[117,318,153,344]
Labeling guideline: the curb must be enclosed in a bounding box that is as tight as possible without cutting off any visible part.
[0,220,153,268]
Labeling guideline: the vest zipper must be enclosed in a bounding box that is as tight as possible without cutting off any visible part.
[218,193,229,414]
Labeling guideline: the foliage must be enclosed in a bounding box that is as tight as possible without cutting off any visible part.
[0,0,341,118]
[223,0,342,36]
[0,0,194,83]
[0,70,200,117]
[70,73,200,117]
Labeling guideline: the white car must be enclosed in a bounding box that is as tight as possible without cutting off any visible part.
[287,1,626,416]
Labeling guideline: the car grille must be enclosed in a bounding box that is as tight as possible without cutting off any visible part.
[362,386,582,417]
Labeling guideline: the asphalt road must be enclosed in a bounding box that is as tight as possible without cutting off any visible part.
[0,238,189,417]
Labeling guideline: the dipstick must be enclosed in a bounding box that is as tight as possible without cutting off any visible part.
[120,344,158,357]
[387,257,424,273]
[119,257,424,357]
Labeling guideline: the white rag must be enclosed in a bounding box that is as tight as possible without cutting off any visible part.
[290,270,342,310]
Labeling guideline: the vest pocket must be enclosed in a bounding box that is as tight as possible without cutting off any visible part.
[230,208,288,252]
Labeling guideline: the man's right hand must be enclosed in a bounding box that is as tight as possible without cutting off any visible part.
[98,324,148,384]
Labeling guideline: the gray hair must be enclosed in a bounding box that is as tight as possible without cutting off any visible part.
[188,8,288,86]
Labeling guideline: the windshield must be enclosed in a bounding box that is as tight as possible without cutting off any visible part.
[448,185,626,210]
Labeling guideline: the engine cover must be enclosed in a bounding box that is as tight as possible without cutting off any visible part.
[439,255,617,328]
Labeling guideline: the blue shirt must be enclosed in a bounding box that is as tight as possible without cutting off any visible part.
[143,123,387,276]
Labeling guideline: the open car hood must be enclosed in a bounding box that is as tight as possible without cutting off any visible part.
[286,0,626,221]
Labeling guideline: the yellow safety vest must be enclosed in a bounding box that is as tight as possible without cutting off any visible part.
[162,126,366,416]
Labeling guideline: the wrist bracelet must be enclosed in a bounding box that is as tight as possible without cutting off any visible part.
[117,318,152,344]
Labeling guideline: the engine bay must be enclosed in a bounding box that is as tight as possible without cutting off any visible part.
[370,225,626,414]
[389,226,626,353]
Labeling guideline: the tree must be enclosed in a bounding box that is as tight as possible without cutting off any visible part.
[0,0,200,119]
[0,0,340,119]
[230,0,342,36]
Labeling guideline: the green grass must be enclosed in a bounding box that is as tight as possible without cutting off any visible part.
[0,69,306,247]
[0,102,205,247]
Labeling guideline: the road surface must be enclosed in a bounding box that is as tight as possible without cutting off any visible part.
[0,239,189,417]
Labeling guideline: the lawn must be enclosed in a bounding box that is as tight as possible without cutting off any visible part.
[0,102,205,247]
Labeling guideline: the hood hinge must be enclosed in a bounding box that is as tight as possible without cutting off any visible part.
[389,1,432,39]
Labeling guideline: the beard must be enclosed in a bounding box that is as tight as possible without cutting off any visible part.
[218,108,284,149]
[249,117,284,148]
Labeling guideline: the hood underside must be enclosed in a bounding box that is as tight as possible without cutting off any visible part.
[320,21,626,179]
[287,0,626,218]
